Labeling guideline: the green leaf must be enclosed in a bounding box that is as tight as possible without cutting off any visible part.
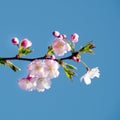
[18,46,32,57]
[46,45,54,56]
[79,42,95,54]
[62,62,76,80]
[0,58,6,65]
[5,60,21,72]
[65,63,77,70]
[64,68,75,80]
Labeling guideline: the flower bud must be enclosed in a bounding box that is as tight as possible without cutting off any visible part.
[11,37,19,45]
[20,38,32,48]
[57,35,64,39]
[72,56,77,61]
[76,58,80,62]
[70,33,79,43]
[52,31,60,37]
[50,55,56,60]
[62,34,67,39]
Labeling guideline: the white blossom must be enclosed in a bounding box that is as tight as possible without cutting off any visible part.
[44,60,60,79]
[80,67,100,85]
[52,38,71,56]
[18,78,35,91]
[31,77,51,92]
[27,60,47,78]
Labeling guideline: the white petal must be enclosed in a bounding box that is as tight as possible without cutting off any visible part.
[43,80,51,89]
[80,74,91,85]
[84,76,91,85]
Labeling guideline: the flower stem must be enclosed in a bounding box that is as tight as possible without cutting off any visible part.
[80,60,90,71]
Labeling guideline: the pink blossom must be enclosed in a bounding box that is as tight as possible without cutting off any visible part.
[70,33,79,43]
[52,31,60,37]
[34,78,51,92]
[11,37,19,45]
[18,78,35,91]
[20,38,32,48]
[44,60,59,79]
[52,38,71,56]
[27,60,47,78]
[18,77,51,92]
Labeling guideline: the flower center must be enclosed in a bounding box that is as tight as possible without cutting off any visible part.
[56,43,63,49]
[35,65,41,70]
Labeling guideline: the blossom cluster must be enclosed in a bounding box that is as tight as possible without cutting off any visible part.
[18,59,59,92]
[0,31,100,92]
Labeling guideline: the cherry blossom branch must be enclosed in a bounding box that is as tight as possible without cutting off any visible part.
[1,56,46,61]
[0,31,100,92]
[1,51,78,61]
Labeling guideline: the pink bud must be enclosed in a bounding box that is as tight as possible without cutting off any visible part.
[62,34,67,39]
[50,55,56,60]
[52,31,60,37]
[11,37,19,45]
[72,56,77,61]
[20,38,32,48]
[70,33,79,43]
[57,35,64,39]
[76,58,80,62]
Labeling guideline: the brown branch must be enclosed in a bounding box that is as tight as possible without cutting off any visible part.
[1,52,79,62]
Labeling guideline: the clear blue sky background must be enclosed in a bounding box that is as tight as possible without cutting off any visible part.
[0,0,120,120]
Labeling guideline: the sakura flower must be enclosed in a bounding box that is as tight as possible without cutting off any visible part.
[33,78,51,92]
[70,33,79,43]
[44,60,60,79]
[18,78,35,91]
[52,38,71,56]
[20,38,32,48]
[80,67,100,85]
[11,37,19,45]
[27,60,47,78]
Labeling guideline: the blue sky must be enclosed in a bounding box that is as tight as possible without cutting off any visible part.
[0,0,120,120]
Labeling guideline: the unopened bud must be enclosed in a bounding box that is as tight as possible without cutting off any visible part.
[52,31,60,37]
[11,37,19,45]
[76,58,80,62]
[72,56,77,61]
[20,38,32,48]
[70,33,79,43]
[57,35,64,39]
[62,34,67,39]
[50,55,56,60]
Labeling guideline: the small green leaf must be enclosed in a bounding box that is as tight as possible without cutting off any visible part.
[0,58,6,65]
[65,63,77,70]
[46,45,54,56]
[18,46,32,57]
[62,62,76,80]
[5,60,21,72]
[79,42,95,54]
[64,68,74,80]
